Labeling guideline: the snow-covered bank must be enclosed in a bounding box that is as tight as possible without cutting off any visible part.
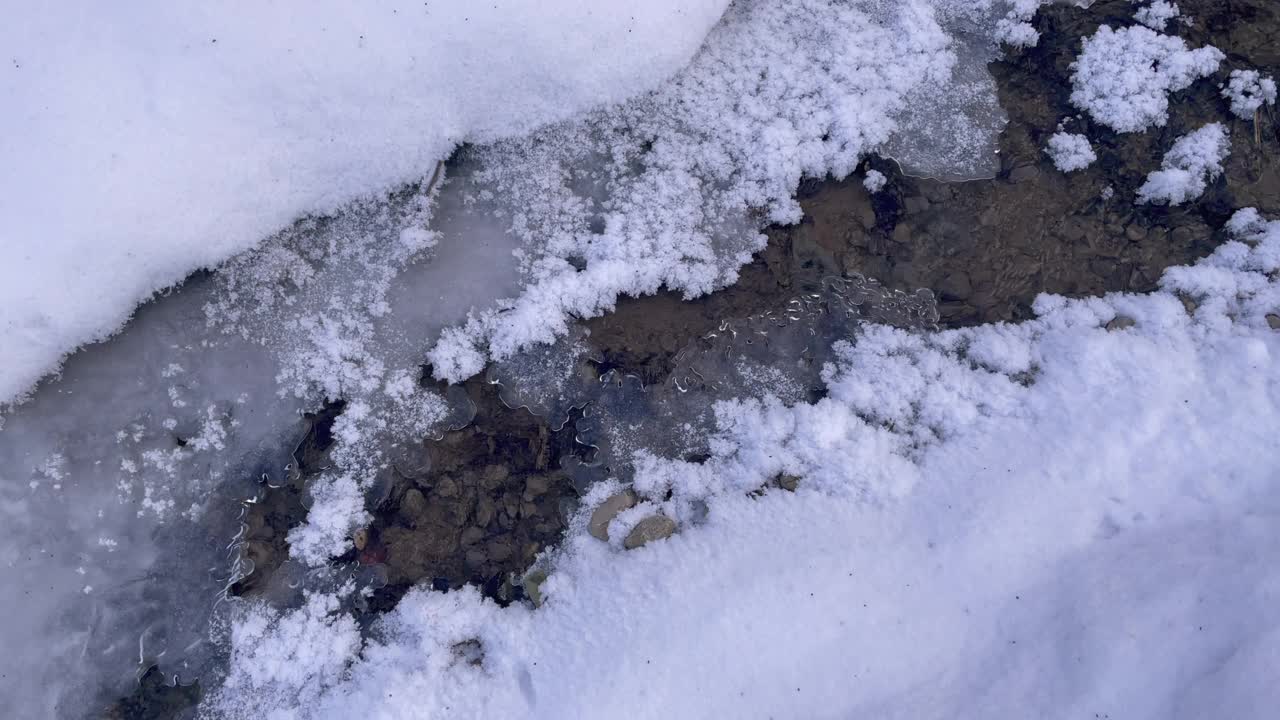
[0,0,730,405]
[205,211,1280,719]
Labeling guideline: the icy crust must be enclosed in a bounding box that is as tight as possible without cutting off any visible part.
[1136,123,1230,205]
[202,210,1280,719]
[1069,25,1223,133]
[0,0,732,406]
[427,0,1040,382]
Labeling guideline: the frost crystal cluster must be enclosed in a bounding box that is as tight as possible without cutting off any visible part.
[1069,25,1223,133]
[1136,123,1231,205]
[1045,131,1098,172]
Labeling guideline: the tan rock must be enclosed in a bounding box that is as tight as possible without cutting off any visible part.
[1106,315,1136,331]
[623,515,677,550]
[587,490,637,541]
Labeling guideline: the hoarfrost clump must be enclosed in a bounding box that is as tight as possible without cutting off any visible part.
[1136,123,1230,205]
[863,169,888,193]
[1069,25,1223,133]
[1221,69,1277,119]
[994,0,1044,48]
[204,588,362,717]
[1045,131,1097,172]
[1133,1,1180,31]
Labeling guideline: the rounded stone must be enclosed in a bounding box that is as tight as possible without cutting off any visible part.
[588,490,638,541]
[623,515,677,550]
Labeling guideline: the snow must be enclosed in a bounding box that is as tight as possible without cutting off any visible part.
[0,0,731,407]
[1222,69,1278,120]
[203,209,1280,720]
[1136,123,1231,205]
[863,169,889,192]
[5,0,1278,717]
[1133,0,1180,31]
[1069,25,1223,133]
[1045,130,1098,171]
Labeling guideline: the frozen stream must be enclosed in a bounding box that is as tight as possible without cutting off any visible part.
[0,159,526,718]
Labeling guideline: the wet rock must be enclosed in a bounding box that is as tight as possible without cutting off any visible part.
[903,195,930,213]
[1007,164,1039,184]
[460,526,485,546]
[1106,315,1136,331]
[474,498,496,527]
[399,488,427,523]
[777,474,801,492]
[588,490,638,541]
[523,569,549,606]
[623,514,677,550]
[937,271,972,301]
[434,474,459,498]
[488,540,515,562]
[523,474,550,499]
[1267,313,1280,330]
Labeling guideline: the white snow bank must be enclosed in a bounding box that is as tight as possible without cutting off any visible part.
[1136,123,1230,204]
[204,209,1280,719]
[1070,25,1222,133]
[0,0,730,406]
[1045,130,1097,171]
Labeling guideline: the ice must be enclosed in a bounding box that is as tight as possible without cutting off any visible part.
[0,274,306,717]
[883,9,1010,181]
[0,153,530,716]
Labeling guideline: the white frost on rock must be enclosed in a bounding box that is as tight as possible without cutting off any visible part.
[1069,25,1223,133]
[1222,69,1278,119]
[863,169,889,193]
[203,210,1280,720]
[1045,131,1098,172]
[1136,123,1231,205]
[1133,0,1180,31]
